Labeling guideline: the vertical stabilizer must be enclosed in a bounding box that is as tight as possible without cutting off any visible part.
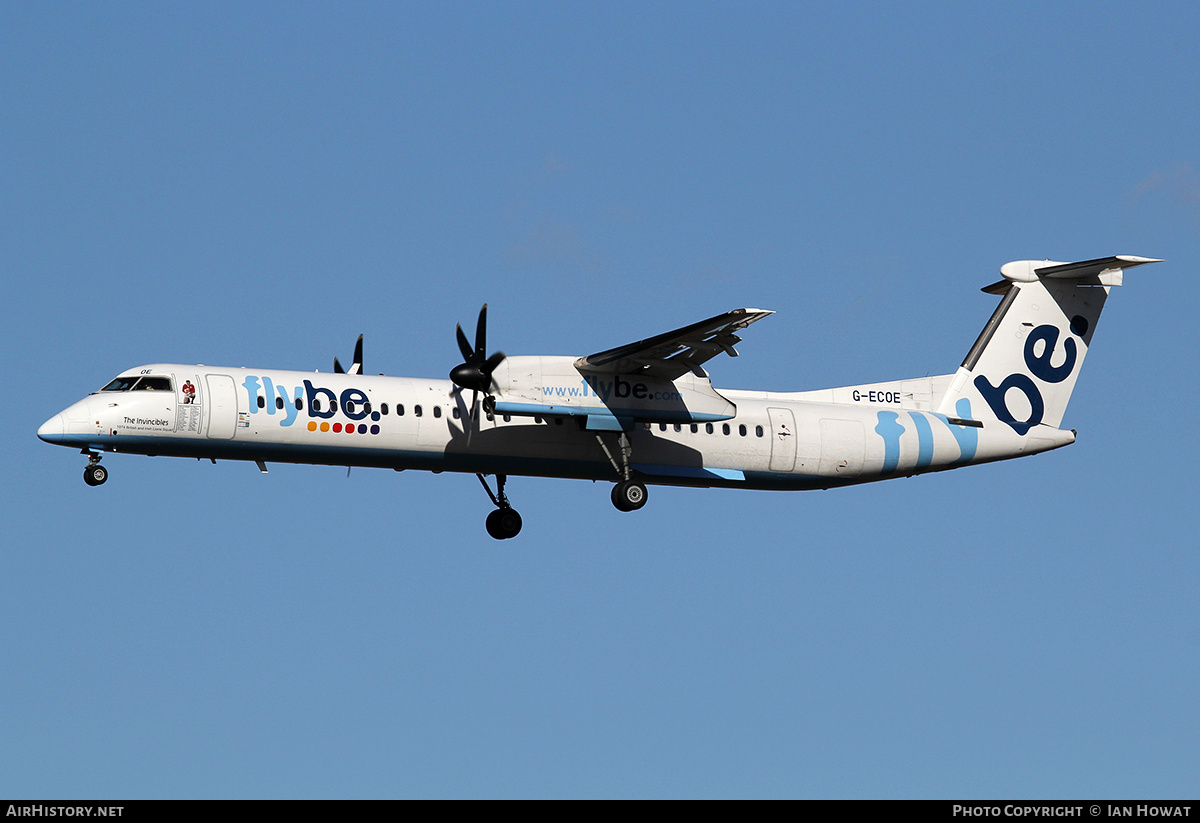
[937,256,1159,434]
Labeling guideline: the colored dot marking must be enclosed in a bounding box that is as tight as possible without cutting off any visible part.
[308,421,317,431]
[357,424,366,434]
[346,426,355,435]
[370,425,379,435]
[371,411,380,421]
[320,422,330,432]
[333,422,342,433]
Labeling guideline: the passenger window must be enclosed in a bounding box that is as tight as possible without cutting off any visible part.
[706,423,714,434]
[381,403,389,415]
[659,424,667,432]
[452,407,460,419]
[346,401,356,414]
[294,398,302,411]
[397,404,405,416]
[739,424,747,436]
[690,424,698,433]
[433,406,442,419]
[275,396,284,410]
[722,424,730,435]
[415,405,423,417]
[257,396,265,409]
[312,399,322,412]
[756,425,764,437]
[363,402,371,414]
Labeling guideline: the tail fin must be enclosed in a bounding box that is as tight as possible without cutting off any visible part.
[937,255,1159,434]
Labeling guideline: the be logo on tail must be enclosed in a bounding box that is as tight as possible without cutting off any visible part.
[974,315,1088,436]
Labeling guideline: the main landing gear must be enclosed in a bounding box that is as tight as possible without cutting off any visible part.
[596,431,649,513]
[473,431,651,537]
[611,479,648,512]
[477,473,522,540]
[82,452,108,486]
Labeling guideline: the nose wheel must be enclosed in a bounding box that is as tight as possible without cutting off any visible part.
[83,455,108,487]
[477,473,522,540]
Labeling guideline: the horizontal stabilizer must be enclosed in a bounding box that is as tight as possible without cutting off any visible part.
[999,255,1161,284]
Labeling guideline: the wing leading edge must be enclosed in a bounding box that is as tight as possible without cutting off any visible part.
[574,308,773,379]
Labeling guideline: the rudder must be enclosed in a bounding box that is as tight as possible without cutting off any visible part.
[937,256,1158,435]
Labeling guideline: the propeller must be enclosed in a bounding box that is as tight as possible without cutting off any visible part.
[450,304,505,423]
[334,335,364,375]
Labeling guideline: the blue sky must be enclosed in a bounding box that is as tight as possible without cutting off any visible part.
[3,2,1198,798]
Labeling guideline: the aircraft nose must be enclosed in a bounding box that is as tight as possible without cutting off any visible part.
[37,413,65,443]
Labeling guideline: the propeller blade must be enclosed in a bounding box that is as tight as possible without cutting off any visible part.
[475,304,488,361]
[456,324,473,362]
[484,351,506,391]
[484,351,507,373]
[467,389,478,445]
[451,304,505,395]
[351,334,363,375]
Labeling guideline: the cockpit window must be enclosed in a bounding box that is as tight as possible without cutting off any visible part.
[100,376,140,392]
[133,377,173,391]
[99,376,174,392]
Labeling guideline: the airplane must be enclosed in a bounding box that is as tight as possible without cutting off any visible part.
[38,255,1158,539]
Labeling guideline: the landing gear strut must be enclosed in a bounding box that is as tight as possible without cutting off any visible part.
[82,452,108,486]
[596,431,649,512]
[477,473,521,540]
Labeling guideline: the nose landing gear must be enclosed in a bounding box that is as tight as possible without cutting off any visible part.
[82,453,108,486]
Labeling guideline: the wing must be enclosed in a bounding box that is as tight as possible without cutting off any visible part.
[574,308,774,379]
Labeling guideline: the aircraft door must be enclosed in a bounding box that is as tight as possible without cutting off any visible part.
[205,374,238,440]
[767,407,797,472]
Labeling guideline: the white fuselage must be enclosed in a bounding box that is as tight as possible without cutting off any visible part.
[38,363,1074,491]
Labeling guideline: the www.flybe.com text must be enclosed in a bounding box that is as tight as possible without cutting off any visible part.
[544,376,682,402]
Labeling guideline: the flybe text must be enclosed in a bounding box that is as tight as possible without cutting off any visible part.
[241,376,376,427]
[545,376,682,403]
